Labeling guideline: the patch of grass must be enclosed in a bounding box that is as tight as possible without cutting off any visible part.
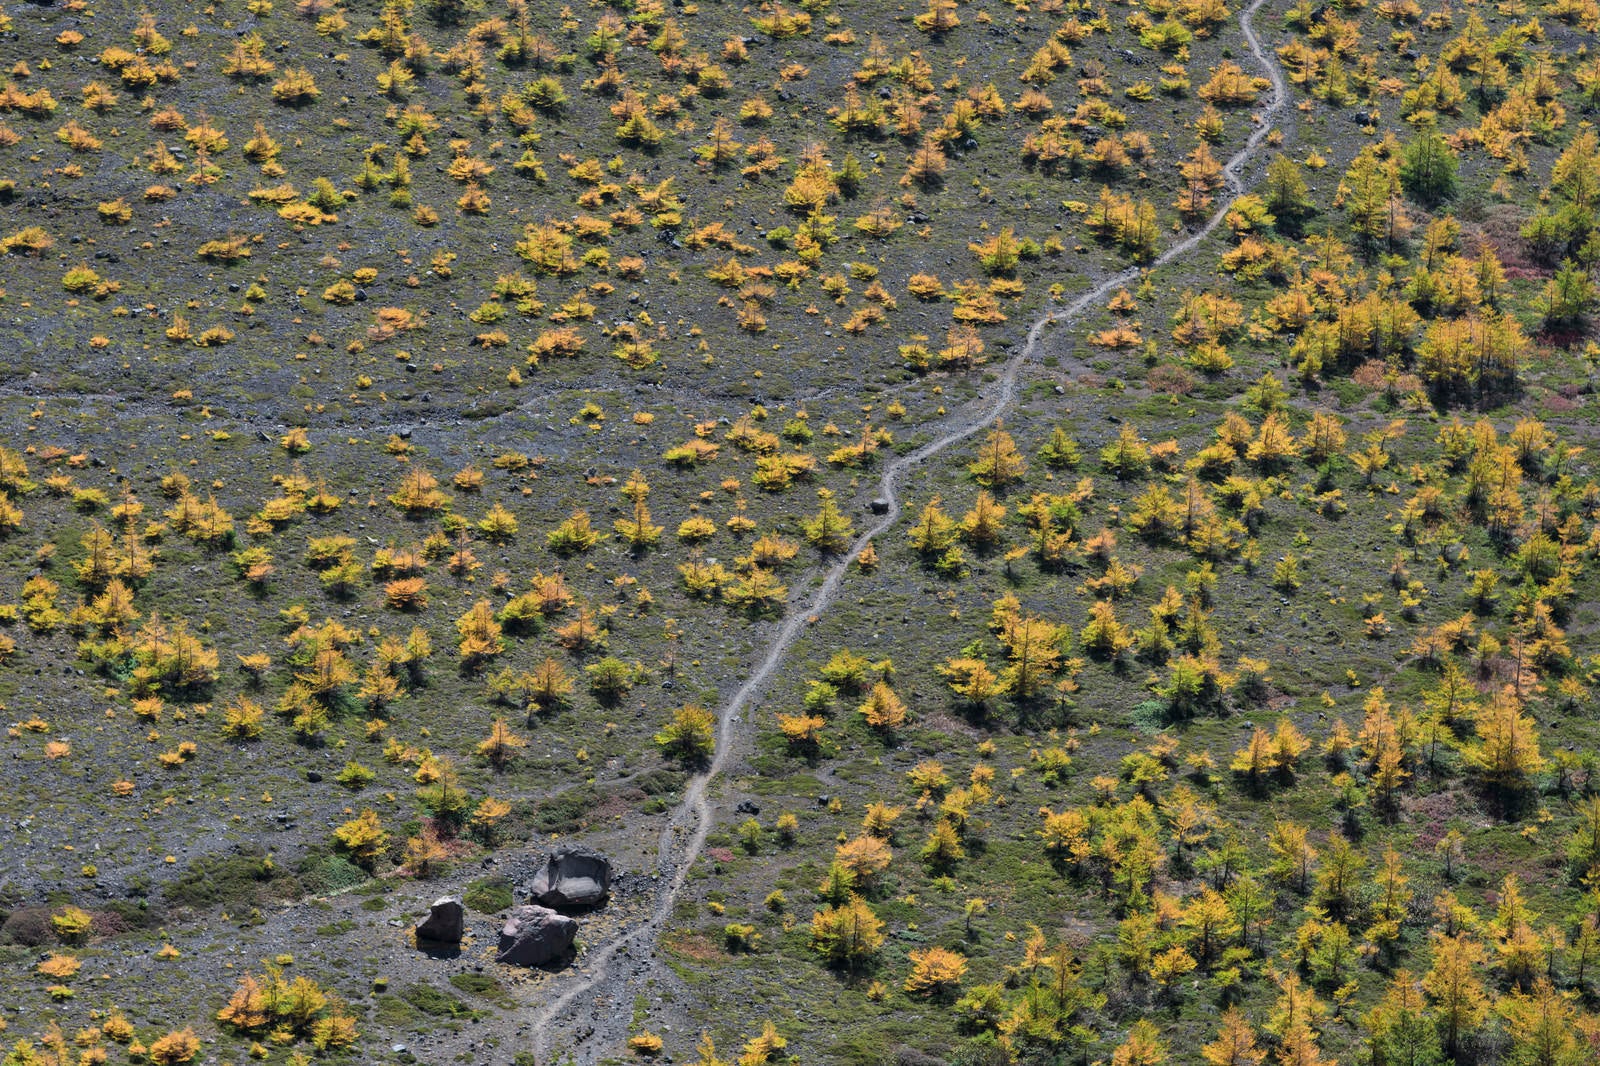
[296,851,370,895]
[828,1023,936,1066]
[400,982,483,1020]
[164,847,299,911]
[449,972,514,1009]
[634,768,687,795]
[533,785,602,834]
[101,899,164,932]
[373,995,422,1030]
[463,877,514,915]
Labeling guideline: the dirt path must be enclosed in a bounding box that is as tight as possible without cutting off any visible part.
[529,1,1290,1058]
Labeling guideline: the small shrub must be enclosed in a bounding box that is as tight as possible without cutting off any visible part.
[51,906,94,943]
[148,1028,201,1064]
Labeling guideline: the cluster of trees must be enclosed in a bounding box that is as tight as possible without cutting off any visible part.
[724,291,1600,1057]
[752,701,1600,1065]
[1212,5,1600,411]
[216,964,359,1052]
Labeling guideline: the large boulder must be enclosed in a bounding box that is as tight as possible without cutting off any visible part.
[415,897,465,944]
[495,905,577,966]
[530,846,612,909]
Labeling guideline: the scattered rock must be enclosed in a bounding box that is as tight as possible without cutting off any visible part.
[415,897,465,944]
[531,846,613,908]
[496,905,577,966]
[869,498,890,515]
[735,800,760,816]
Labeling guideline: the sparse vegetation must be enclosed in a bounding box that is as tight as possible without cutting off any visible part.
[5,0,1600,1062]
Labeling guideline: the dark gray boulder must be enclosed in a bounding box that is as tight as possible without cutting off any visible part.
[495,905,576,966]
[530,846,612,908]
[415,896,465,944]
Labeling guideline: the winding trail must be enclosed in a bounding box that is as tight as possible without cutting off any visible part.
[530,1,1289,1058]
